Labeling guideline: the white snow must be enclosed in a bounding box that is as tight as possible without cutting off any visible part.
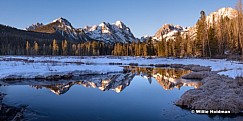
[99,22,106,27]
[114,21,124,28]
[83,21,137,43]
[0,56,243,79]
[206,7,237,24]
[153,24,187,41]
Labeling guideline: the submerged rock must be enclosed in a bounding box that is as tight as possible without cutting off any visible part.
[176,74,243,114]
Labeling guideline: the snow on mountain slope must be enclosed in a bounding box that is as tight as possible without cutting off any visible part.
[206,7,237,24]
[29,17,91,42]
[152,7,238,42]
[52,17,73,28]
[152,24,188,41]
[140,35,151,42]
[82,21,138,43]
[27,18,137,43]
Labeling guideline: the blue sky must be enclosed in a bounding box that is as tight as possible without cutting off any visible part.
[0,0,237,37]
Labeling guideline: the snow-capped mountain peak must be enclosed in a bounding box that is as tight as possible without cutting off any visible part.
[206,7,237,24]
[151,7,238,42]
[115,20,125,28]
[27,18,137,43]
[29,17,91,42]
[99,22,107,27]
[83,20,137,43]
[52,17,72,27]
[152,24,186,41]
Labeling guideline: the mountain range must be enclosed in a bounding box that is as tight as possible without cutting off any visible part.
[0,7,238,44]
[26,18,137,43]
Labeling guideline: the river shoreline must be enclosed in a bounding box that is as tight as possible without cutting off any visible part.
[0,56,242,120]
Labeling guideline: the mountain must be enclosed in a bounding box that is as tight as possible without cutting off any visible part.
[0,24,65,42]
[30,17,92,42]
[206,7,238,24]
[140,35,151,42]
[26,22,44,31]
[27,18,137,43]
[82,21,138,43]
[152,7,238,42]
[152,24,187,41]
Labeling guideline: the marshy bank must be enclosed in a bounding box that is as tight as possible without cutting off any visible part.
[176,72,243,114]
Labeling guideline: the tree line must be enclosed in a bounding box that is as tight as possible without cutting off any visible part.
[0,38,113,56]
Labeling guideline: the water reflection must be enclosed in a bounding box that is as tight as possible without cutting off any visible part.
[125,66,202,90]
[31,73,135,95]
[5,67,202,95]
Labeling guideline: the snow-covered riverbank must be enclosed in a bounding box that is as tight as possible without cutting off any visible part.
[0,56,243,79]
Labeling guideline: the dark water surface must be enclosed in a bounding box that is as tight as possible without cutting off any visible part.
[0,67,242,121]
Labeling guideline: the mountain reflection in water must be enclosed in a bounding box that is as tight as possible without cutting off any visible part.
[30,67,202,95]
[126,66,202,90]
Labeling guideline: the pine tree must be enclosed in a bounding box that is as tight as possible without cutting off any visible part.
[208,26,218,57]
[26,40,30,55]
[34,41,39,55]
[62,40,68,55]
[196,10,207,57]
[52,39,59,55]
[175,32,183,57]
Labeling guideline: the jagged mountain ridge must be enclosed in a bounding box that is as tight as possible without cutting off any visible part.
[27,18,137,43]
[26,22,44,31]
[29,17,92,42]
[151,7,238,42]
[82,21,138,43]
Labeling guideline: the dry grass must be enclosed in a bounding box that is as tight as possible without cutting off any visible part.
[176,74,243,113]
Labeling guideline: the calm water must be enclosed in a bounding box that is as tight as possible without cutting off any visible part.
[0,67,242,121]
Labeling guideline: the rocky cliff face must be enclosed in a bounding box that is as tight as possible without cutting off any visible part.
[26,22,44,31]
